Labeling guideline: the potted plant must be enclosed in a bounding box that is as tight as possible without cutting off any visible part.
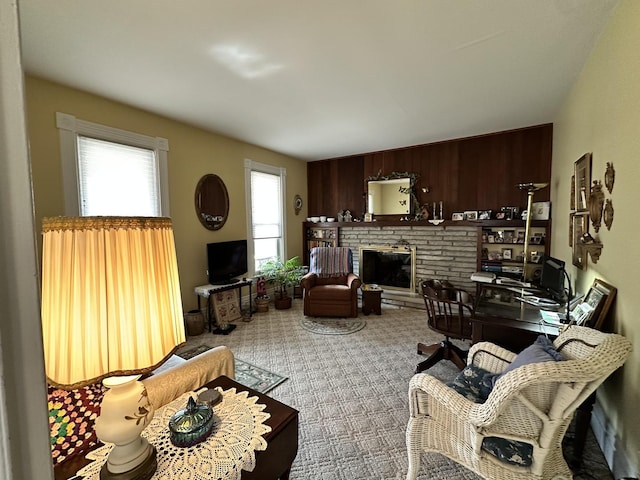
[260,256,305,309]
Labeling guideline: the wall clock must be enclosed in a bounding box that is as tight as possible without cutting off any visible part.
[294,195,303,215]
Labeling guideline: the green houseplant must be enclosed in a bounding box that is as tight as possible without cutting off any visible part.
[260,256,305,309]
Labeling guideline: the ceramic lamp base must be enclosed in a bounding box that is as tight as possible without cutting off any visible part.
[100,445,157,480]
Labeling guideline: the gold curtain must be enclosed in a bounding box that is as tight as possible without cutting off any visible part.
[41,217,186,389]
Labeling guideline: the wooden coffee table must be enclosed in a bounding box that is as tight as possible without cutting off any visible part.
[54,375,299,480]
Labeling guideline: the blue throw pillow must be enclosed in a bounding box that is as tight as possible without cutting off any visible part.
[482,436,533,467]
[447,364,493,403]
[485,335,563,388]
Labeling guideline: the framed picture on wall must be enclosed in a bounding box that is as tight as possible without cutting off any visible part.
[574,153,592,212]
[572,213,588,269]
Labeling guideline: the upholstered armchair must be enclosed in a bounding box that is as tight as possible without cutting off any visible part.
[406,326,631,480]
[300,247,362,317]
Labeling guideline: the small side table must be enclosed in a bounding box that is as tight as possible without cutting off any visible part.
[194,279,253,332]
[361,285,383,315]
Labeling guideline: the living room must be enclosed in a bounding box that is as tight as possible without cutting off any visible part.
[2,1,640,479]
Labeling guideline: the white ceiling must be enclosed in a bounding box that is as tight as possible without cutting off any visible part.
[18,0,618,161]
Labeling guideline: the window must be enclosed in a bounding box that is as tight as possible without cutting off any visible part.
[244,159,286,274]
[56,112,170,216]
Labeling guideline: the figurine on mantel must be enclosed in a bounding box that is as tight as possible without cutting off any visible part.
[420,205,430,220]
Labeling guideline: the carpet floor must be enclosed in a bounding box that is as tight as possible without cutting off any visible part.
[183,300,612,480]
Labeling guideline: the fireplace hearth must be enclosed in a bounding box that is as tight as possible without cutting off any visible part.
[359,245,416,293]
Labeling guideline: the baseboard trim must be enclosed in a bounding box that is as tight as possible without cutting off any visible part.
[591,396,638,479]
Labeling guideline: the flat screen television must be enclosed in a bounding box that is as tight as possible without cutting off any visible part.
[539,255,566,300]
[206,240,248,285]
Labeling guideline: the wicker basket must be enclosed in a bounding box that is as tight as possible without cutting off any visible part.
[184,310,205,336]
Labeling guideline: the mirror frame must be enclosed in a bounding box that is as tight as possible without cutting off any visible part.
[365,171,420,219]
[195,174,229,230]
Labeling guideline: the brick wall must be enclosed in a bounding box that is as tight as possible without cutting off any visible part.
[340,224,478,308]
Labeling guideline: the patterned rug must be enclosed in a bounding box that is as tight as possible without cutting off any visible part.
[177,303,613,480]
[300,317,366,335]
[234,358,288,394]
[177,346,287,394]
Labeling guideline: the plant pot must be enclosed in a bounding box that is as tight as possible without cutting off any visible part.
[274,296,292,310]
[255,297,270,313]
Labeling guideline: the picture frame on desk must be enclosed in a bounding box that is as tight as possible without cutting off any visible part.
[581,279,617,330]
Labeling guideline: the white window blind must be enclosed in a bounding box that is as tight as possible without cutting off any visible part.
[56,112,170,217]
[250,170,283,270]
[77,136,160,216]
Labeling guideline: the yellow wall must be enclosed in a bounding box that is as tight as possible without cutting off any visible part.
[25,76,308,310]
[551,0,640,471]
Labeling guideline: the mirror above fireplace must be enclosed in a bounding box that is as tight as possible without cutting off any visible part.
[366,172,419,218]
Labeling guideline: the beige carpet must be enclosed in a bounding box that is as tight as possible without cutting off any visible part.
[180,300,611,480]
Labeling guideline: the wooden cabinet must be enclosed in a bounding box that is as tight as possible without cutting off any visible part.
[302,222,339,265]
[478,220,550,281]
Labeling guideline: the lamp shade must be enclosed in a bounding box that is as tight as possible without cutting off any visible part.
[41,216,186,389]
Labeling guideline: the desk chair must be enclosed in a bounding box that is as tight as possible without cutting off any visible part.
[416,279,474,373]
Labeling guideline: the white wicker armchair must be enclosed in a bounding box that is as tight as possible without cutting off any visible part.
[406,326,631,480]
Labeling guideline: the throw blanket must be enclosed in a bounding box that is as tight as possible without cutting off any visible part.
[310,247,352,277]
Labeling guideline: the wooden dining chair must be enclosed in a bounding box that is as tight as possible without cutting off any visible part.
[416,279,474,373]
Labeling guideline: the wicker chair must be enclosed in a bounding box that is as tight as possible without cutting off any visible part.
[416,279,474,373]
[406,326,631,480]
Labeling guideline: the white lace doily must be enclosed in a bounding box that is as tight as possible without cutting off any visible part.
[78,387,272,480]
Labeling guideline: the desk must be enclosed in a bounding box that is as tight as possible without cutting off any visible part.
[53,376,298,480]
[472,282,590,468]
[195,280,253,332]
[473,283,561,352]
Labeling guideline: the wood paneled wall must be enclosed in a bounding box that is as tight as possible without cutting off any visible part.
[307,124,552,219]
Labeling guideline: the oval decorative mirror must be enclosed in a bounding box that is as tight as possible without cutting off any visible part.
[195,174,229,230]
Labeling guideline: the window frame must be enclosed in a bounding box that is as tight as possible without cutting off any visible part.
[244,159,287,276]
[56,112,170,216]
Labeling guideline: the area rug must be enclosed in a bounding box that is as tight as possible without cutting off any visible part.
[177,344,212,360]
[234,358,287,394]
[300,317,366,335]
[176,346,287,394]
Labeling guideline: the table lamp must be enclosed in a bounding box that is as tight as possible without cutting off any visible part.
[517,182,548,281]
[41,216,186,479]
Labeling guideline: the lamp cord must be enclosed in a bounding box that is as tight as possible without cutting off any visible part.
[563,269,573,326]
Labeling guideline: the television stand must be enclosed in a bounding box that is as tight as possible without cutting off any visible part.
[210,278,241,286]
[194,279,253,332]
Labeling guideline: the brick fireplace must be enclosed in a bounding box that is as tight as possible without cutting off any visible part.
[359,244,416,293]
[340,224,478,308]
